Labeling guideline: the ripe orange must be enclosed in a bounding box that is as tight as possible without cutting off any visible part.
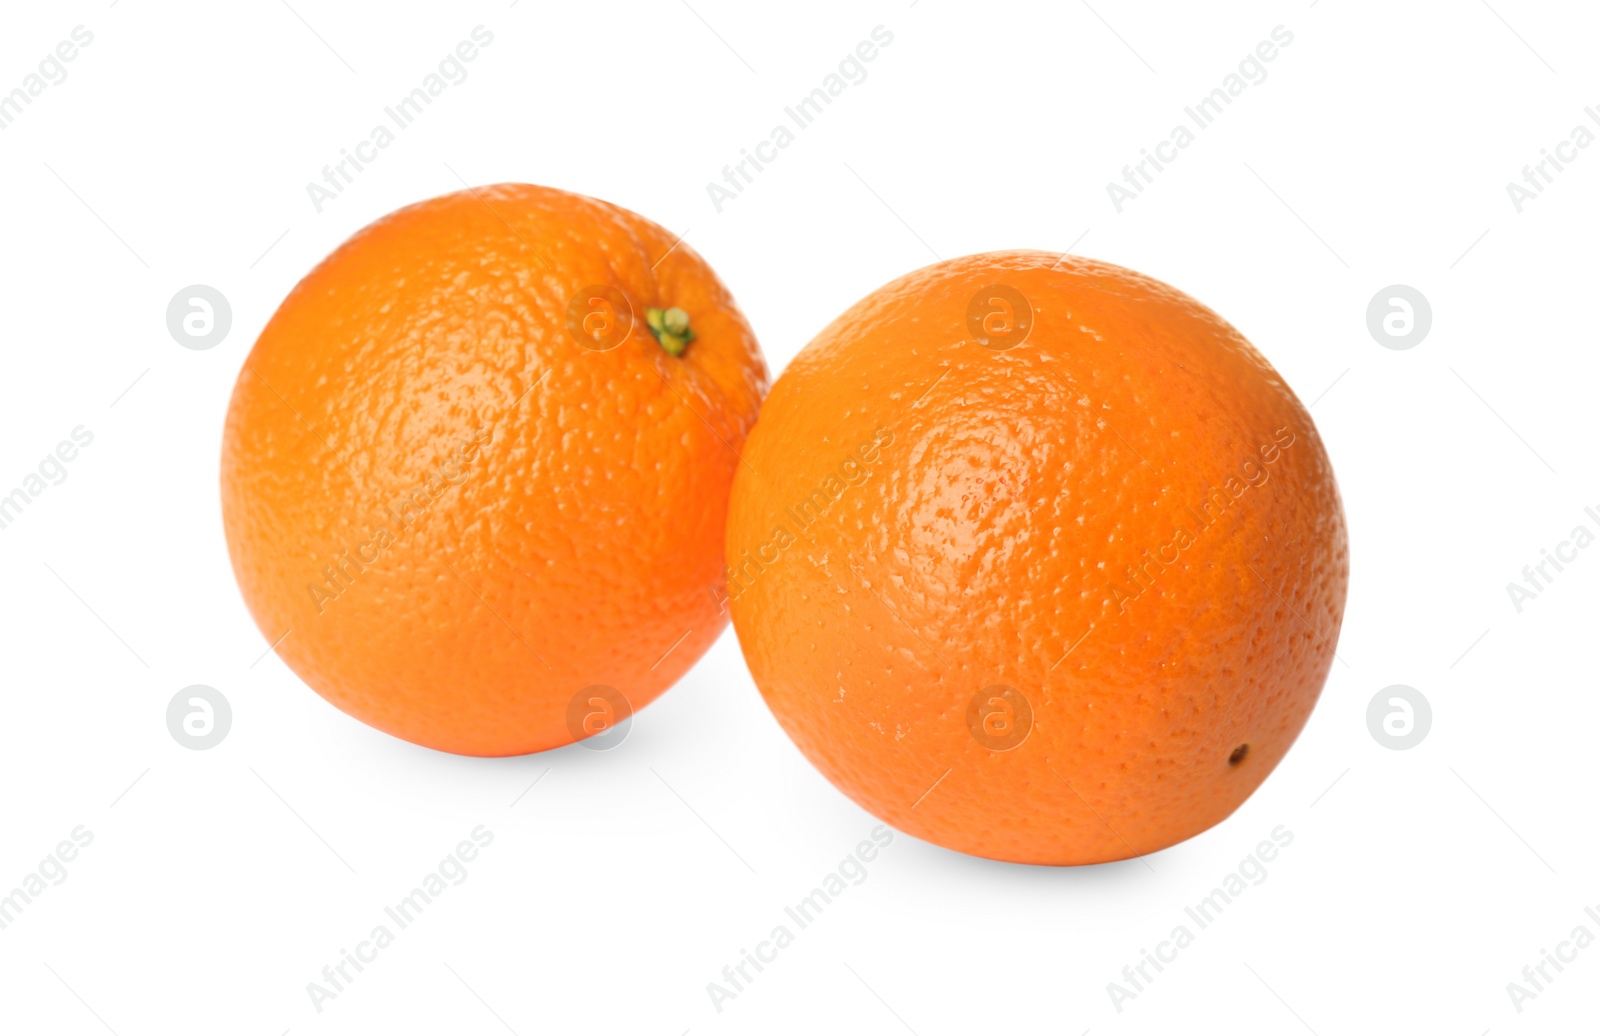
[725,251,1347,865]
[221,184,767,756]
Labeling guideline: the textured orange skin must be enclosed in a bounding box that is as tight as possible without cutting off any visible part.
[726,251,1347,865]
[222,184,767,756]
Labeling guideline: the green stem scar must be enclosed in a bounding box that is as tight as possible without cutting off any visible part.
[645,306,695,357]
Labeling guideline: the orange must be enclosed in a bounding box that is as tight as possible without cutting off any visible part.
[725,250,1347,865]
[221,184,767,756]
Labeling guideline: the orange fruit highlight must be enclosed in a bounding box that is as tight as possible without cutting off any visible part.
[725,250,1347,865]
[222,184,767,756]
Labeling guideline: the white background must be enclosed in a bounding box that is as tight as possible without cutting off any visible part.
[1,1,1596,1033]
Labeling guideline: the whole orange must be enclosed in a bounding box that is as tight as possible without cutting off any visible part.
[222,184,767,756]
[725,251,1347,865]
